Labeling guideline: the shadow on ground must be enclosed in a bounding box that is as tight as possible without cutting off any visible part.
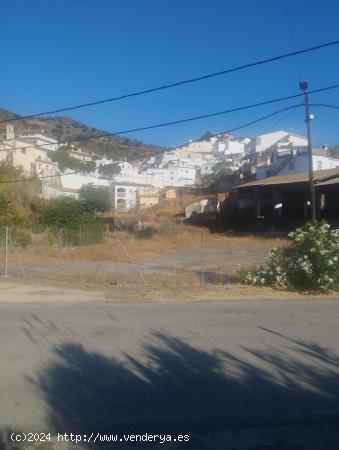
[29,331,339,450]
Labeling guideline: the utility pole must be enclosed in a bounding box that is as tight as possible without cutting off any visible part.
[299,80,316,222]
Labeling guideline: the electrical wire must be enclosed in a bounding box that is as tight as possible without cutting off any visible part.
[260,103,303,134]
[0,103,306,184]
[2,82,339,155]
[1,39,339,122]
[1,102,339,185]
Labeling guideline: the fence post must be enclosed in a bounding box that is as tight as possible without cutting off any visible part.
[201,230,204,285]
[3,227,8,277]
[117,237,148,285]
[58,228,63,280]
[9,232,26,278]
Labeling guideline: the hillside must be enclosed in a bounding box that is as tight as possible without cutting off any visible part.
[0,108,163,161]
[329,145,339,158]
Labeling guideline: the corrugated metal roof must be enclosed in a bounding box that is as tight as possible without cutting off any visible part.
[237,167,339,189]
[318,178,339,186]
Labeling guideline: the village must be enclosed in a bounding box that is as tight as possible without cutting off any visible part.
[2,123,339,224]
[3,0,339,447]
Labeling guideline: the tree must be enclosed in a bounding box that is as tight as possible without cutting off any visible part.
[0,194,20,225]
[98,163,121,178]
[199,131,213,141]
[38,197,92,230]
[199,161,235,192]
[0,162,41,208]
[37,196,103,245]
[49,149,95,174]
[79,184,112,213]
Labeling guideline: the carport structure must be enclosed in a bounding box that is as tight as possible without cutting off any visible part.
[236,167,339,220]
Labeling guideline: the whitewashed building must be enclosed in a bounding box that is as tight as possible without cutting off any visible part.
[255,149,339,180]
[0,125,59,179]
[17,130,58,151]
[111,182,146,212]
[255,130,308,154]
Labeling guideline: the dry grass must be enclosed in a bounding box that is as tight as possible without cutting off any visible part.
[4,274,339,304]
[10,193,287,266]
[6,194,287,298]
[14,226,286,265]
[114,194,206,224]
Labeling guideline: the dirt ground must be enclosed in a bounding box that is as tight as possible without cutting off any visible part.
[1,277,339,304]
[2,227,337,302]
[2,229,284,286]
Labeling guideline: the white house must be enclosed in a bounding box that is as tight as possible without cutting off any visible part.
[255,149,339,180]
[111,182,147,212]
[143,165,196,188]
[17,129,58,151]
[213,135,245,157]
[59,172,110,191]
[255,131,308,154]
[277,151,339,176]
[0,125,59,180]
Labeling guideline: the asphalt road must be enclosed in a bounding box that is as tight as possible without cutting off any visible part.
[1,299,339,449]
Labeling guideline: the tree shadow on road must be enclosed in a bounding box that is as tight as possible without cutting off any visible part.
[31,331,339,449]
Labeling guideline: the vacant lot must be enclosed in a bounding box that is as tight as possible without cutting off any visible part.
[3,226,335,302]
[0,193,298,300]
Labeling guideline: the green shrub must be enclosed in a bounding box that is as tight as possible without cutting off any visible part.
[0,195,21,225]
[38,197,90,230]
[243,221,339,292]
[37,196,103,245]
[79,184,112,213]
[11,229,31,248]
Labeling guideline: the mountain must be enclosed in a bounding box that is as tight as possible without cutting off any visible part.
[0,108,163,160]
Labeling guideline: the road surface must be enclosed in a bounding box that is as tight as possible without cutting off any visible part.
[1,299,339,449]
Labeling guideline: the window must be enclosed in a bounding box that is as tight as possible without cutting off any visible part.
[117,187,126,197]
[317,161,322,170]
[21,148,26,154]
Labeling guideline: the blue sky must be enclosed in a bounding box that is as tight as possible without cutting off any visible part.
[2,0,339,147]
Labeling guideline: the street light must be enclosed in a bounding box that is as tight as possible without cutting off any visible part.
[299,80,316,222]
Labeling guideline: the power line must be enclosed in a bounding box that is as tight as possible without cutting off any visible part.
[1,101,339,185]
[2,39,339,123]
[261,103,302,134]
[312,103,339,110]
[0,103,306,184]
[2,82,339,155]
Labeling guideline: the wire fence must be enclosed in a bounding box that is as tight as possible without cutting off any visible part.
[0,226,234,289]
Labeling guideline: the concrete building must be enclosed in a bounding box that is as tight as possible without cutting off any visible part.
[137,187,161,209]
[236,167,339,221]
[213,136,245,157]
[255,149,339,180]
[111,182,150,212]
[17,129,58,151]
[0,125,59,180]
[255,130,308,154]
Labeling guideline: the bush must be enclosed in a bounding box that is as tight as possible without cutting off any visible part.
[0,195,21,225]
[243,221,339,292]
[11,229,31,248]
[36,196,103,245]
[38,197,89,230]
[79,184,112,213]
